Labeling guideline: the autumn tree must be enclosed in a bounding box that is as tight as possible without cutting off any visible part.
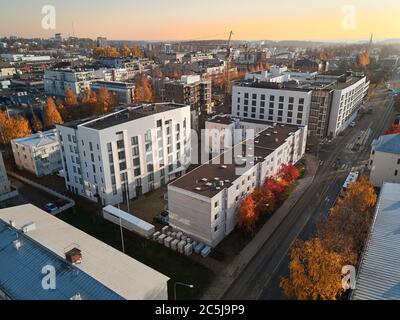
[44,97,63,128]
[96,87,118,114]
[0,112,32,144]
[121,47,131,57]
[134,74,153,103]
[386,124,400,134]
[64,88,78,107]
[252,187,275,216]
[264,178,287,204]
[280,164,300,183]
[238,196,257,234]
[281,238,345,300]
[132,46,143,58]
[344,176,377,214]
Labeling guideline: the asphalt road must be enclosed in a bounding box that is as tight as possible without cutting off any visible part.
[223,90,396,300]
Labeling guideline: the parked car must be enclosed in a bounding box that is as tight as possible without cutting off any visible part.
[350,122,356,127]
[44,203,58,214]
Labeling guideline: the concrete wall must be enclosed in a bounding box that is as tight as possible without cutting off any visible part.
[370,151,400,187]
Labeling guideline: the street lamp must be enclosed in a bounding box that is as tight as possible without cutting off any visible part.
[174,282,194,300]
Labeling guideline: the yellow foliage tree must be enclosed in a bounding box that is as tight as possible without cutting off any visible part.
[44,97,64,128]
[132,46,143,58]
[344,176,377,213]
[281,238,345,300]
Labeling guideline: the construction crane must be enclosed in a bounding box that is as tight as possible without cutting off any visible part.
[224,30,234,113]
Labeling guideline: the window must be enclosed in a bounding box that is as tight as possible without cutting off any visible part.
[133,158,140,167]
[118,151,126,160]
[298,105,304,112]
[279,96,284,102]
[214,226,218,232]
[89,142,93,151]
[107,143,112,152]
[117,140,124,149]
[261,94,266,100]
[287,111,293,117]
[270,95,275,101]
[134,168,141,176]
[398,159,400,165]
[214,214,219,221]
[289,97,294,103]
[278,110,283,116]
[156,120,162,127]
[92,164,96,173]
[269,102,274,108]
[91,153,95,162]
[131,136,139,145]
[244,93,249,99]
[395,170,399,176]
[269,109,274,115]
[252,94,257,100]
[119,162,127,171]
[299,98,304,104]
[288,104,293,111]
[278,103,283,109]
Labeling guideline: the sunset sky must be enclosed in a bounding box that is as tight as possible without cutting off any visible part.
[0,0,399,41]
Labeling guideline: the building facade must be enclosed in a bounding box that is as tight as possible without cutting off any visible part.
[369,134,400,187]
[56,103,191,206]
[231,81,312,127]
[11,130,62,177]
[90,81,135,105]
[0,152,11,196]
[168,123,307,247]
[44,68,100,97]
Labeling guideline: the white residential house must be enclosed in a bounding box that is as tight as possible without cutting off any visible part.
[90,80,135,105]
[56,103,191,206]
[369,134,400,187]
[11,130,62,177]
[168,123,307,247]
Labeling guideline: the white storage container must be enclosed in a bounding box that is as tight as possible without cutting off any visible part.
[158,234,167,244]
[171,239,179,251]
[184,243,193,256]
[152,231,161,241]
[176,232,183,240]
[164,236,173,248]
[162,226,169,234]
[177,240,187,254]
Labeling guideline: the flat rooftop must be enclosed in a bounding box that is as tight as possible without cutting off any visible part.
[233,79,312,92]
[0,204,169,300]
[11,129,58,147]
[351,183,400,300]
[170,123,301,198]
[91,80,135,88]
[60,103,188,131]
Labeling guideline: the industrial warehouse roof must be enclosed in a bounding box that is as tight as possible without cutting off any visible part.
[170,124,301,198]
[351,182,400,300]
[0,204,169,300]
[372,134,400,155]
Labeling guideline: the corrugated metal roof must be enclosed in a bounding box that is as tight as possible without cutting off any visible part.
[372,134,400,155]
[0,204,169,300]
[351,182,400,300]
[0,220,124,300]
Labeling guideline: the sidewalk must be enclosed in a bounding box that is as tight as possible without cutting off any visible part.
[201,154,320,300]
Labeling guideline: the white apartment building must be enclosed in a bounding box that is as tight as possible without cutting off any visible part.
[11,130,62,177]
[232,81,312,127]
[0,152,11,196]
[56,103,191,206]
[44,68,101,97]
[168,123,307,247]
[369,134,400,187]
[326,75,370,137]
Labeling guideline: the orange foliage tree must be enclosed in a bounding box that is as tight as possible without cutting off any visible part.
[132,47,143,58]
[44,97,63,128]
[64,88,78,107]
[280,238,345,300]
[237,196,257,234]
[280,164,300,183]
[0,112,32,144]
[31,113,43,132]
[252,187,276,216]
[96,87,118,115]
[134,74,153,103]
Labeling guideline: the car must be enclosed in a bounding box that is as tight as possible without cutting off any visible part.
[44,203,58,213]
[350,122,356,127]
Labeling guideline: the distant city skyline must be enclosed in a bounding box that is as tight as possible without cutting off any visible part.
[0,0,399,41]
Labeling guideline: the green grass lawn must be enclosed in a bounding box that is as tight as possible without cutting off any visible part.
[59,206,214,300]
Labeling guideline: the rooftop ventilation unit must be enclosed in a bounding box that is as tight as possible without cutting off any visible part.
[266,133,271,136]
[214,177,220,181]
[195,187,202,191]
[275,138,279,143]
[201,178,208,182]
[220,165,227,169]
[13,240,21,250]
[205,182,213,187]
[255,140,259,144]
[65,247,82,265]
[70,293,83,300]
[224,180,230,183]
[215,187,221,190]
[273,131,278,134]
[22,222,36,234]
